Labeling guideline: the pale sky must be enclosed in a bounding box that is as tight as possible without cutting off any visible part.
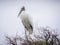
[0,0,60,45]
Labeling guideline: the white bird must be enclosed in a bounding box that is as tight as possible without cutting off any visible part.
[18,6,33,35]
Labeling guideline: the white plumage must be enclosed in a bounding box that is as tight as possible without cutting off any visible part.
[18,6,33,34]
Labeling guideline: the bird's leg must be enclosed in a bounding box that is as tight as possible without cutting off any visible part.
[25,29,28,40]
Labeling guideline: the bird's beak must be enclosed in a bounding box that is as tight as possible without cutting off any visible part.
[17,12,21,17]
[17,10,22,17]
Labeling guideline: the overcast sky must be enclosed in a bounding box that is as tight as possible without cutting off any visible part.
[0,0,60,45]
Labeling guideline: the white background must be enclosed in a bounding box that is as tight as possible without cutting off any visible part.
[0,0,60,45]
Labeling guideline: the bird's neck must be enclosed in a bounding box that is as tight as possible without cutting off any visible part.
[21,11,25,14]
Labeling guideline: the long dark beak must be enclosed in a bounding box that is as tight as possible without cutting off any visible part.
[17,10,22,17]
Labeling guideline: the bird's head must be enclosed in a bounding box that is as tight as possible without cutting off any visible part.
[18,6,25,17]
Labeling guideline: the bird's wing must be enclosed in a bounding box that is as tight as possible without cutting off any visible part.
[20,12,33,34]
[28,15,33,29]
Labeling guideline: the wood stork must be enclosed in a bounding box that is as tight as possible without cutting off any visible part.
[18,6,33,35]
